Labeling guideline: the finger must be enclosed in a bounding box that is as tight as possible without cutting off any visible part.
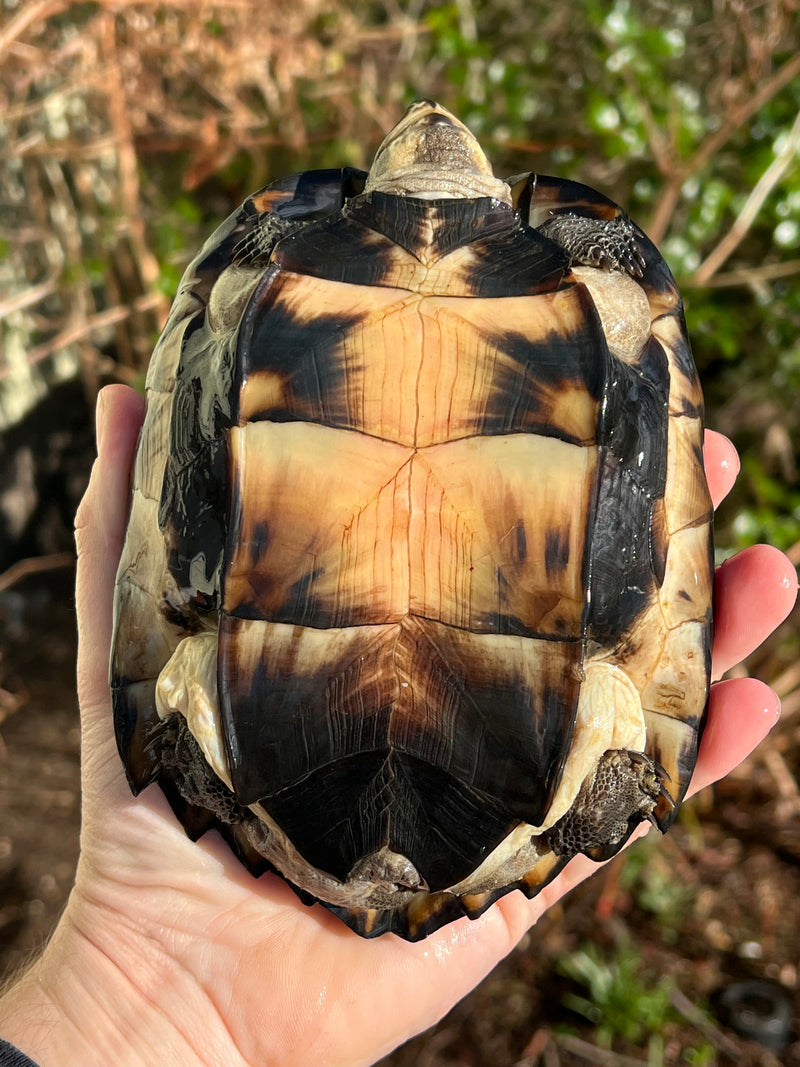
[711,544,798,680]
[75,385,145,718]
[689,676,780,795]
[703,430,739,510]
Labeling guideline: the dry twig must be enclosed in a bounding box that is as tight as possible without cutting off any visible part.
[552,1034,649,1065]
[648,50,800,245]
[694,108,800,285]
[0,553,75,595]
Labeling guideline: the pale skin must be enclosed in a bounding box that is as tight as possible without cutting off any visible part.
[0,384,796,1067]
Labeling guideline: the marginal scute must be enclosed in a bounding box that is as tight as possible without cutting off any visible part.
[111,490,184,683]
[144,301,198,395]
[640,711,699,823]
[133,388,173,503]
[520,851,566,893]
[659,524,714,628]
[111,100,712,941]
[664,414,712,534]
[654,313,705,416]
[639,620,708,722]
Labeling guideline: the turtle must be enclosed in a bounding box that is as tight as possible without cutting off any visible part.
[110,100,713,941]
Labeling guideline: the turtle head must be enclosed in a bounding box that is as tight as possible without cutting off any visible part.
[364,100,512,204]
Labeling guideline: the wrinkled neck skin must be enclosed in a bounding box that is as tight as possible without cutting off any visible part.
[364,100,513,204]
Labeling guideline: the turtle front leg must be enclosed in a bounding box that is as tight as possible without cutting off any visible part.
[537,210,646,277]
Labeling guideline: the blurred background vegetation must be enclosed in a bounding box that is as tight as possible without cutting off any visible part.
[1,1,800,1063]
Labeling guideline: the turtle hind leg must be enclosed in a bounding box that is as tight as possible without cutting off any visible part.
[156,715,274,875]
[542,750,674,862]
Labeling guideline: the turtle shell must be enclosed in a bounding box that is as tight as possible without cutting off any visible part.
[111,102,713,941]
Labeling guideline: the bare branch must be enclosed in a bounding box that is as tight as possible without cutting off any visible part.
[554,1034,648,1066]
[0,0,66,57]
[648,50,800,244]
[683,257,800,289]
[0,273,59,318]
[647,176,683,247]
[0,295,163,380]
[685,51,800,179]
[0,552,74,594]
[694,108,800,285]
[98,12,169,318]
[669,986,742,1058]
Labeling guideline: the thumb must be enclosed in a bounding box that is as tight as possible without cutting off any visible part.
[74,384,145,764]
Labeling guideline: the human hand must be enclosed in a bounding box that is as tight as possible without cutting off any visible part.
[0,383,795,1067]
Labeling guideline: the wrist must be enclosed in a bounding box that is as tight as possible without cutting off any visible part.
[0,891,241,1067]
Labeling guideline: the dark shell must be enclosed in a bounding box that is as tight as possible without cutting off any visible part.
[111,103,713,941]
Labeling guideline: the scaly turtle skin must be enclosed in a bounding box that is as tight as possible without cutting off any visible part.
[111,101,713,941]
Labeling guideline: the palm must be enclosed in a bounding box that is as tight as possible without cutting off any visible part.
[72,386,796,1067]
